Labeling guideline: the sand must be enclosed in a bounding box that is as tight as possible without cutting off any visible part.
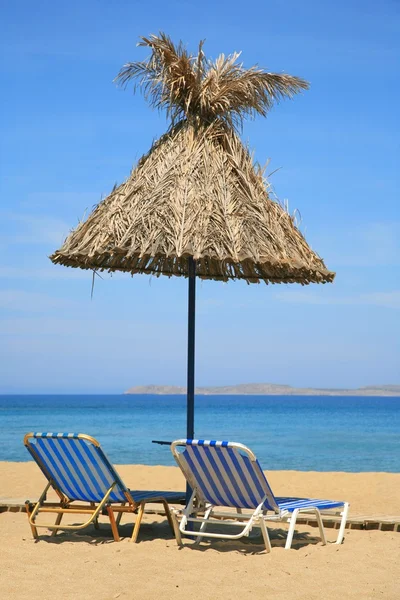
[1,462,399,600]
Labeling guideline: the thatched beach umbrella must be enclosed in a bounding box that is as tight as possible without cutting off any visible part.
[51,33,334,439]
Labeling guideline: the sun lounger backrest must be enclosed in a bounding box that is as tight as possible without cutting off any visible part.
[172,440,279,511]
[24,433,128,503]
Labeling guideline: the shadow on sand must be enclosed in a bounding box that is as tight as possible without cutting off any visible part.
[32,518,323,552]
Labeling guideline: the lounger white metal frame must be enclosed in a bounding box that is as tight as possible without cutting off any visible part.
[171,439,349,552]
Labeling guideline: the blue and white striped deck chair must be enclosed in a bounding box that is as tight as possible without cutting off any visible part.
[24,433,185,542]
[171,440,349,551]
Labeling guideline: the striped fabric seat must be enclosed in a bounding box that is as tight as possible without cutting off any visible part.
[275,497,345,512]
[129,490,186,503]
[178,439,278,511]
[26,432,128,503]
[24,432,185,542]
[171,439,349,551]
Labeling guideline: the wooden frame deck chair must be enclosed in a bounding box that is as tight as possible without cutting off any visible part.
[24,432,185,542]
[171,439,349,552]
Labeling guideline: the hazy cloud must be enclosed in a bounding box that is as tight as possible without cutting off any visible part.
[0,266,90,280]
[1,213,72,246]
[276,290,400,309]
[312,221,400,268]
[0,290,76,313]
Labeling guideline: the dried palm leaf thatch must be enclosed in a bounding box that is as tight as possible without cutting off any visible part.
[50,33,334,285]
[115,32,309,131]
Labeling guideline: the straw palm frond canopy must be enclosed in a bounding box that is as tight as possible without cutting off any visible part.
[51,33,334,284]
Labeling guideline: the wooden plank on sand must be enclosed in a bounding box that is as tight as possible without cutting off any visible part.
[1,498,399,532]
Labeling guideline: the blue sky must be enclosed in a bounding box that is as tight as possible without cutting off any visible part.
[0,0,399,393]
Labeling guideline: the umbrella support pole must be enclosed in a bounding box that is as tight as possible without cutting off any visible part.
[186,258,196,530]
[186,257,196,441]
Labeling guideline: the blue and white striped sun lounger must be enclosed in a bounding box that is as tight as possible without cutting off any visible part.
[171,440,349,551]
[24,432,185,542]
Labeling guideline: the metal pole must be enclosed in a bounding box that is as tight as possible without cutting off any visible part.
[186,256,196,439]
[185,257,196,522]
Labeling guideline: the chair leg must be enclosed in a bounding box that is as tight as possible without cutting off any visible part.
[195,505,213,545]
[116,503,125,527]
[161,500,175,536]
[131,502,145,543]
[336,503,349,544]
[91,503,100,529]
[171,509,183,547]
[314,508,327,545]
[106,506,120,542]
[259,517,272,553]
[25,502,38,539]
[50,513,63,537]
[285,508,299,549]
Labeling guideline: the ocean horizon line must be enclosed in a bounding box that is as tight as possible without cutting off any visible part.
[1,391,400,398]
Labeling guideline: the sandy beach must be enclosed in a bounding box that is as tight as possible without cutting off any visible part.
[1,462,399,600]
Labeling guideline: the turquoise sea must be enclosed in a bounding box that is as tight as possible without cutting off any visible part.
[1,395,399,472]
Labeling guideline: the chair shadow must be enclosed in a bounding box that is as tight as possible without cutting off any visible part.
[33,519,323,553]
[176,526,322,554]
[33,517,176,546]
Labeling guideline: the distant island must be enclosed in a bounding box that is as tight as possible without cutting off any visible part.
[125,383,400,396]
